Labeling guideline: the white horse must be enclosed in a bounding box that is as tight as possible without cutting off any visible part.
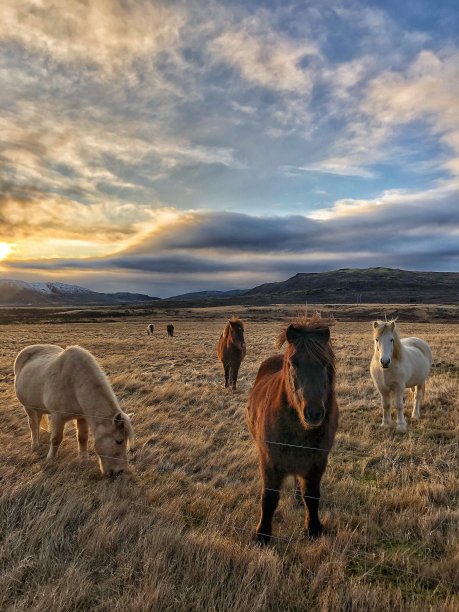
[147,323,155,335]
[370,320,432,432]
[14,344,134,476]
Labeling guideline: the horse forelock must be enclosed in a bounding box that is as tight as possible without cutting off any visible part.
[223,317,244,337]
[276,315,336,371]
[373,319,402,359]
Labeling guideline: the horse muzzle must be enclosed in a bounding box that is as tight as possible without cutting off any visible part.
[304,407,326,428]
[380,359,391,369]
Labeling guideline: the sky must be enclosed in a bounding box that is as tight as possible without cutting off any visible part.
[0,0,458,297]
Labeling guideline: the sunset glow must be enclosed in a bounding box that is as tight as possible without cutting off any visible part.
[0,242,13,261]
[0,1,458,295]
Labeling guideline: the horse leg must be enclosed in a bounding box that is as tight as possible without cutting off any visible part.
[223,363,230,388]
[411,384,423,420]
[76,418,89,458]
[46,415,65,460]
[380,392,391,428]
[256,468,283,545]
[25,407,41,451]
[395,387,407,433]
[293,478,303,507]
[298,468,325,539]
[231,363,240,391]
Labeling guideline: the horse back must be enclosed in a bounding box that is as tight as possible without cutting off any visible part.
[14,344,63,377]
[14,344,65,409]
[402,337,432,363]
[253,353,283,384]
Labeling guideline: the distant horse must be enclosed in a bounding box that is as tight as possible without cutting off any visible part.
[247,315,338,544]
[370,320,432,432]
[167,324,174,337]
[14,344,134,476]
[217,317,246,390]
[147,324,155,335]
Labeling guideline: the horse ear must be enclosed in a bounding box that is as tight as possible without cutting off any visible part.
[372,321,379,329]
[389,321,395,330]
[286,324,301,343]
[229,319,235,327]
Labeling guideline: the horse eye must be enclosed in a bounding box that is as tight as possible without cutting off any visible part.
[390,339,394,343]
[115,440,123,445]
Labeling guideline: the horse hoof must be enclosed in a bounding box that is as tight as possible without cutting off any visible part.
[254,532,271,546]
[411,413,420,420]
[306,523,324,539]
[31,444,40,452]
[396,424,407,433]
[380,422,391,429]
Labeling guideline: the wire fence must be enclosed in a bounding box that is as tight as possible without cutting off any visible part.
[1,382,457,596]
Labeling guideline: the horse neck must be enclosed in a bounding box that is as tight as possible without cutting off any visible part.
[73,358,120,424]
[392,331,403,361]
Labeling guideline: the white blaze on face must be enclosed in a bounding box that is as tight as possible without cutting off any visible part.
[377,327,395,367]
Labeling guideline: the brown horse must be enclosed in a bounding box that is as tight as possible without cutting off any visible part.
[216,317,246,390]
[167,324,174,337]
[247,315,338,544]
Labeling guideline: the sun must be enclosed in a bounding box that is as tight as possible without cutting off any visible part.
[0,242,13,261]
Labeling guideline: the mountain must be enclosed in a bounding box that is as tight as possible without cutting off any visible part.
[0,279,160,306]
[167,289,246,301]
[242,268,459,304]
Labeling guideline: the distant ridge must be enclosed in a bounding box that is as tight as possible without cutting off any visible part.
[241,268,459,304]
[161,268,459,306]
[167,289,246,301]
[0,279,160,306]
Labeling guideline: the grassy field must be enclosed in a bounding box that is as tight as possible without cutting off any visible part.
[0,310,458,611]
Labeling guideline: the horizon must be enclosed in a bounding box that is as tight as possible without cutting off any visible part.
[1,266,457,300]
[1,1,459,296]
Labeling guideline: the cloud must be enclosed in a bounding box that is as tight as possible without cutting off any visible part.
[210,15,320,94]
[0,0,185,78]
[5,180,458,294]
[310,48,459,178]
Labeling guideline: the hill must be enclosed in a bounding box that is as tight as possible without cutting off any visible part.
[167,289,246,301]
[0,279,159,306]
[242,268,459,304]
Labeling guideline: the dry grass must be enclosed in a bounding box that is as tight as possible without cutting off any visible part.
[0,313,458,611]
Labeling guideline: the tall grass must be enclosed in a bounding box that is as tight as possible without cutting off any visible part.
[0,316,457,611]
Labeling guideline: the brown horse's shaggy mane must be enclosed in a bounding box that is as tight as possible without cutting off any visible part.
[223,317,245,337]
[276,314,336,368]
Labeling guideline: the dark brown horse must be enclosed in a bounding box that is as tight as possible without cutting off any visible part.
[247,315,338,544]
[167,324,174,337]
[216,317,246,390]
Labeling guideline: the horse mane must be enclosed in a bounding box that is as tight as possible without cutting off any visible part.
[373,319,403,360]
[223,317,244,337]
[65,345,134,445]
[276,314,336,370]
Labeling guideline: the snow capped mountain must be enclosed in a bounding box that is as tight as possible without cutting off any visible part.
[0,279,159,306]
[4,280,93,295]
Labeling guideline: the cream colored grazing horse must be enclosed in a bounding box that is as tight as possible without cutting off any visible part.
[370,320,432,432]
[14,344,134,476]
